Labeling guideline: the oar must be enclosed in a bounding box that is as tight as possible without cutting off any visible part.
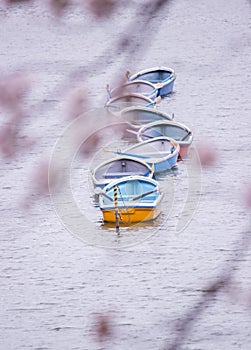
[126,128,156,139]
[102,147,149,159]
[131,188,158,201]
[162,75,173,83]
[145,101,154,107]
[95,186,158,202]
[137,128,191,142]
[145,95,162,107]
[94,187,113,201]
[180,130,192,142]
[160,72,176,84]
[125,70,130,80]
[141,132,158,139]
[106,84,112,99]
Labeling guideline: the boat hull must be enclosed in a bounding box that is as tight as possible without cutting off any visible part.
[110,80,158,101]
[179,145,190,159]
[123,137,180,173]
[120,106,173,127]
[158,79,175,96]
[101,204,162,223]
[129,66,176,96]
[137,121,192,159]
[153,153,178,173]
[99,175,163,224]
[105,93,154,110]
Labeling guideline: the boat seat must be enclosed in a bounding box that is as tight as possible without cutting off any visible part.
[104,171,150,179]
[118,195,157,202]
[135,152,171,157]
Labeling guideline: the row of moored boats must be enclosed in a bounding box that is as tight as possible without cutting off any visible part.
[92,66,193,227]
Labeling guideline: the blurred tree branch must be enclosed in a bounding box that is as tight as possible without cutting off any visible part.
[163,225,251,350]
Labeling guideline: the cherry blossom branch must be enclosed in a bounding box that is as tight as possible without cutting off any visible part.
[163,223,251,350]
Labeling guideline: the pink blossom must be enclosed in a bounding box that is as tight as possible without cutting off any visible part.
[94,314,113,342]
[79,132,102,157]
[87,0,117,18]
[21,157,63,209]
[0,72,30,112]
[106,77,130,98]
[0,124,18,158]
[65,86,89,120]
[243,183,251,209]
[3,0,32,4]
[10,109,28,125]
[196,142,218,167]
[0,122,36,159]
[246,288,251,308]
[47,0,70,17]
[32,158,62,195]
[77,122,129,158]
[107,122,131,140]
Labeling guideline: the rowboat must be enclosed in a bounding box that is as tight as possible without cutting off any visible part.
[99,175,163,223]
[121,137,179,173]
[92,156,154,189]
[107,80,158,100]
[137,120,193,158]
[127,66,176,96]
[120,106,173,127]
[105,93,156,111]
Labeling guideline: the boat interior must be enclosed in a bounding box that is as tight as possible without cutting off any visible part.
[122,109,170,125]
[141,125,188,141]
[137,70,173,83]
[104,180,158,204]
[95,159,151,180]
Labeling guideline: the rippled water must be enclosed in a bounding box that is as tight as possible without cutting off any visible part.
[1,0,251,349]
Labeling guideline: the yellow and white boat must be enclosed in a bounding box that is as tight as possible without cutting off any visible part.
[98,175,163,224]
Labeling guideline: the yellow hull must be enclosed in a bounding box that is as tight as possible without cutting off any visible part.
[101,205,161,224]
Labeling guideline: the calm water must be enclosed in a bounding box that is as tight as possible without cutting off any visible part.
[1,0,251,349]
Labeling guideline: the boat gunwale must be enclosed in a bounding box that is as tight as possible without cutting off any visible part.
[110,80,157,98]
[100,175,160,195]
[124,136,180,163]
[137,121,193,146]
[120,105,173,124]
[105,92,154,108]
[92,155,154,186]
[100,194,163,210]
[99,175,163,209]
[129,66,176,84]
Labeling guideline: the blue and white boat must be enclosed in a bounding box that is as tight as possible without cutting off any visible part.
[120,106,173,127]
[92,156,154,189]
[105,93,156,112]
[107,80,158,101]
[120,137,179,173]
[137,120,193,158]
[127,66,176,96]
[99,175,163,223]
